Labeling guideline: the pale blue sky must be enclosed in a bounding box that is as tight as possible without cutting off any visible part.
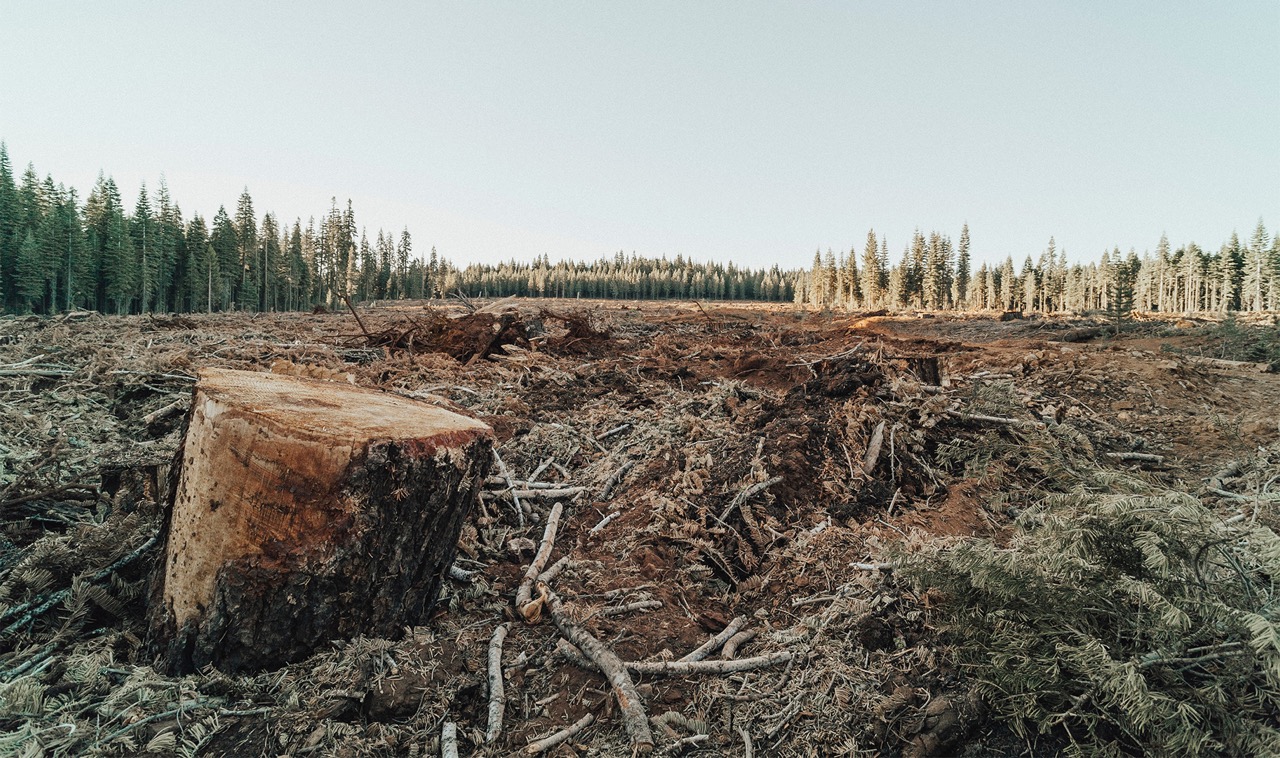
[2,2,1276,268]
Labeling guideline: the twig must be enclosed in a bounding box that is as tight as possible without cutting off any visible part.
[525,713,595,754]
[598,600,664,617]
[849,561,894,571]
[717,477,783,524]
[492,449,524,527]
[679,616,746,662]
[862,421,886,475]
[516,502,563,621]
[598,423,632,440]
[656,734,709,756]
[589,511,620,535]
[441,721,459,758]
[0,482,97,510]
[143,398,188,425]
[601,460,636,501]
[722,629,758,659]
[1106,451,1165,464]
[739,726,755,758]
[528,457,554,483]
[486,622,511,744]
[544,587,654,753]
[447,564,476,583]
[946,410,1042,429]
[537,555,572,585]
[559,640,793,676]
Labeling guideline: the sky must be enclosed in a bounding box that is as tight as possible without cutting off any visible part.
[2,2,1277,269]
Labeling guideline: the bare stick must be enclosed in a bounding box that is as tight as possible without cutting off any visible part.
[558,640,793,676]
[601,460,636,501]
[589,511,620,535]
[516,502,564,620]
[946,410,1042,429]
[598,600,663,617]
[142,398,187,426]
[717,477,783,524]
[537,555,572,585]
[441,721,459,758]
[492,449,524,527]
[657,735,709,756]
[598,423,632,440]
[510,486,585,500]
[525,713,595,755]
[722,629,758,659]
[679,616,746,662]
[1106,451,1165,464]
[862,421,886,475]
[339,293,371,339]
[544,587,654,753]
[447,564,475,583]
[486,622,511,744]
[850,561,894,571]
[739,726,755,758]
[528,457,554,483]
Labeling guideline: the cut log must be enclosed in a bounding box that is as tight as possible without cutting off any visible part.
[148,368,493,674]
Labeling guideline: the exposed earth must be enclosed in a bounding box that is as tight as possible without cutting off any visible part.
[1,300,1277,756]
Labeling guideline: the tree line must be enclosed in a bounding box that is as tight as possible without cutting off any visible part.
[0,144,438,315]
[1,143,1275,316]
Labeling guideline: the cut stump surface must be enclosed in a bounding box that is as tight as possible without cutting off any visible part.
[150,368,493,673]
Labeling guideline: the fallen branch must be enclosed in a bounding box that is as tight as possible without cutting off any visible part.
[598,423,632,440]
[492,449,524,527]
[441,721,459,758]
[657,734,709,756]
[447,564,476,583]
[946,410,1042,429]
[143,398,188,426]
[679,616,746,662]
[544,587,654,753]
[601,460,636,501]
[1106,451,1165,464]
[559,640,793,676]
[525,713,595,755]
[717,477,783,524]
[0,482,97,510]
[536,555,572,585]
[598,600,663,617]
[589,511,620,535]
[516,502,564,621]
[486,622,511,744]
[850,561,894,571]
[722,629,758,659]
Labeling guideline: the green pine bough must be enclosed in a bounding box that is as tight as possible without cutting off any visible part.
[895,489,1280,756]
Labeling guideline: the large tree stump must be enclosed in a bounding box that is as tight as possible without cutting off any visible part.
[148,368,493,674]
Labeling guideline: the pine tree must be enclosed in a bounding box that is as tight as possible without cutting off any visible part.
[132,184,154,312]
[1243,219,1270,312]
[235,189,258,310]
[860,230,880,307]
[953,223,971,310]
[0,143,18,310]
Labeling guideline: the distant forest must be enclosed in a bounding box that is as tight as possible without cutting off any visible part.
[0,144,1276,316]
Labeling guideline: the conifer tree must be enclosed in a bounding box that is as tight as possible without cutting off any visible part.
[953,223,971,310]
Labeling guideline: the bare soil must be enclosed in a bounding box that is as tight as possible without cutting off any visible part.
[0,300,1277,757]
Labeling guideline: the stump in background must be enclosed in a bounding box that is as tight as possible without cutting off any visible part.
[149,368,493,674]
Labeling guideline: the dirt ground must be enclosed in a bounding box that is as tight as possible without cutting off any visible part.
[0,299,1277,757]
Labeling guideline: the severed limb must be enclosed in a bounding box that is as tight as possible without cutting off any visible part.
[486,622,511,744]
[544,586,654,753]
[516,502,563,621]
[525,713,595,755]
[678,616,746,662]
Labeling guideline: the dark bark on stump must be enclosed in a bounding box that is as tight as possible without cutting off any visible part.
[147,368,493,674]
